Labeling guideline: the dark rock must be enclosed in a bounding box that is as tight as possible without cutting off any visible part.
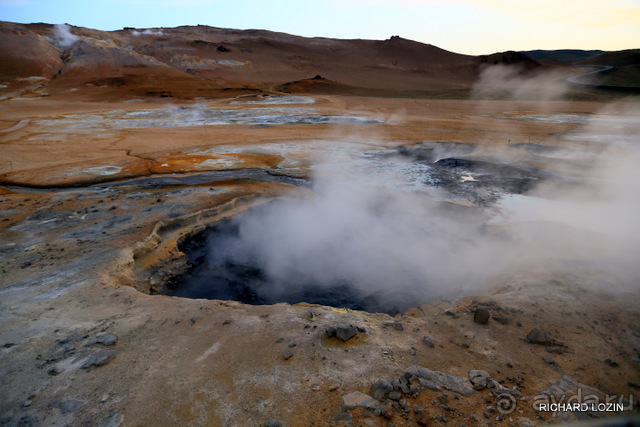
[288,342,296,348]
[629,381,640,389]
[80,349,116,369]
[325,326,337,338]
[264,420,285,427]
[417,412,430,426]
[468,370,496,390]
[413,405,425,415]
[371,379,393,400]
[474,307,490,324]
[388,391,402,401]
[340,391,380,411]
[356,326,366,333]
[542,357,556,365]
[604,358,619,367]
[545,347,563,354]
[526,328,553,346]
[422,336,435,348]
[85,333,118,347]
[335,323,357,342]
[283,350,293,360]
[405,365,474,396]
[189,317,197,325]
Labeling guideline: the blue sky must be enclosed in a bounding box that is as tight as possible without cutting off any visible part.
[1,0,639,55]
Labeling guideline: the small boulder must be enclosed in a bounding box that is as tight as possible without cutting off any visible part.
[371,379,393,400]
[423,336,435,348]
[80,349,116,369]
[335,323,357,342]
[468,369,495,390]
[474,307,490,324]
[341,391,380,411]
[526,328,553,346]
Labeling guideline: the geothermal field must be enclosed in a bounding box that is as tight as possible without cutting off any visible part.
[1,22,639,426]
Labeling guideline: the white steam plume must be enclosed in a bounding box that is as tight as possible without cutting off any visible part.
[206,103,640,308]
[51,24,79,49]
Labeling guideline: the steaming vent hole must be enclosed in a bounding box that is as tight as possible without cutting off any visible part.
[165,213,423,316]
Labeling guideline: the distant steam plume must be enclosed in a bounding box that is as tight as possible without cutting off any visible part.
[50,24,79,49]
[472,64,570,100]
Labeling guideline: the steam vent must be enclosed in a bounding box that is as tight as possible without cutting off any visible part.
[1,20,639,427]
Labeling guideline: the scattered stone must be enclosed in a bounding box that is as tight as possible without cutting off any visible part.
[335,323,357,341]
[422,336,435,348]
[604,358,619,367]
[333,412,352,423]
[542,357,556,365]
[283,350,294,360]
[526,328,553,346]
[382,321,403,331]
[288,341,296,348]
[405,365,474,396]
[474,307,490,324]
[356,326,366,333]
[325,326,337,338]
[341,391,380,411]
[545,347,562,354]
[84,333,118,347]
[47,366,62,376]
[80,349,116,369]
[306,308,315,321]
[59,399,85,414]
[264,420,285,427]
[58,342,75,352]
[413,405,425,415]
[371,379,394,400]
[417,412,430,426]
[388,391,402,401]
[468,370,496,390]
[189,317,197,325]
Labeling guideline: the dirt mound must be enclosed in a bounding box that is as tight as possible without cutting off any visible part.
[0,22,63,80]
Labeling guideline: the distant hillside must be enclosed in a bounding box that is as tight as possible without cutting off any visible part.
[0,21,542,99]
[519,50,605,64]
[577,49,640,66]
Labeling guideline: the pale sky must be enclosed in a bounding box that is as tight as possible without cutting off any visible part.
[1,0,639,55]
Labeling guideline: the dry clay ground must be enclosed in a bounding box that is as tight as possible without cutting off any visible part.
[1,95,639,426]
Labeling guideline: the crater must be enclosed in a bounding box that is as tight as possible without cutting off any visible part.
[162,210,419,315]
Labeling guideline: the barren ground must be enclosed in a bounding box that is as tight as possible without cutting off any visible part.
[1,95,639,426]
